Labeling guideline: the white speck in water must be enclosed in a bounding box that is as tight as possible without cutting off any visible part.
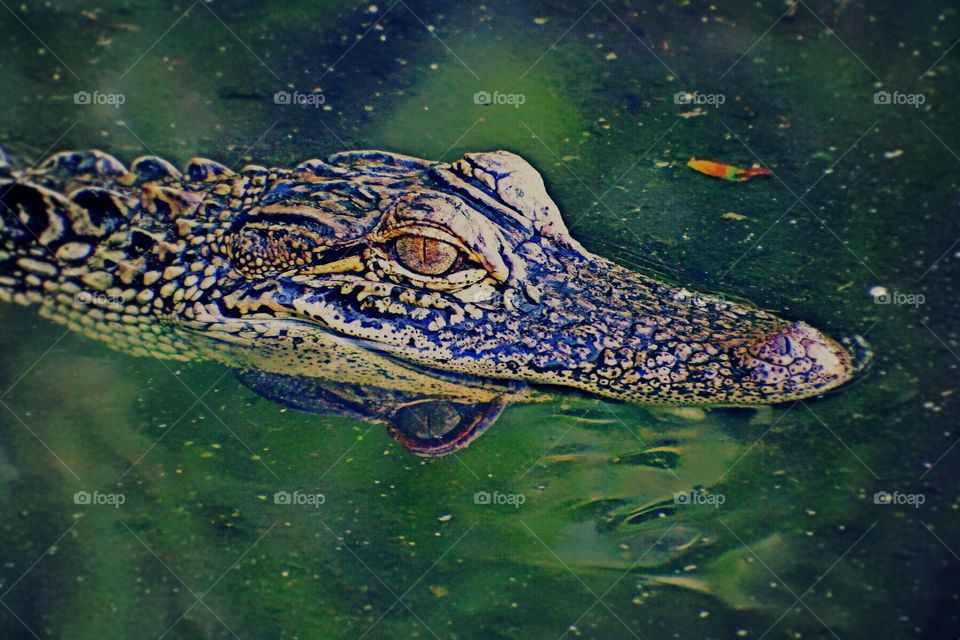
[883,149,904,159]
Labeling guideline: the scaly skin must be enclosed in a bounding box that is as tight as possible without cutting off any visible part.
[0,148,857,453]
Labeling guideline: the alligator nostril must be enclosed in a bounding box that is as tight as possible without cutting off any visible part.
[744,327,796,364]
[772,334,791,356]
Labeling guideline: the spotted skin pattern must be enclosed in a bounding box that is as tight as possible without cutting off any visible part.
[0,148,857,453]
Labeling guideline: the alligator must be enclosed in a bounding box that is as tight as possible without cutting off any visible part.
[0,147,859,455]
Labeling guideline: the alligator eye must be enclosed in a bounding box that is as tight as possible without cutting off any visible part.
[393,235,460,276]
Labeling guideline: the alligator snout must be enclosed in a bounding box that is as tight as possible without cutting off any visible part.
[736,321,855,399]
[481,253,859,405]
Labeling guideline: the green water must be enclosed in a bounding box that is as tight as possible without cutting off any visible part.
[1,1,958,638]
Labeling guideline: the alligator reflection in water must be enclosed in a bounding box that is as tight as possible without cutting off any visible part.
[0,147,860,455]
[0,347,838,628]
[518,402,739,573]
[498,401,858,631]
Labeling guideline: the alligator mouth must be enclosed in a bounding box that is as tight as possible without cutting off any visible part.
[378,318,861,456]
[400,322,866,453]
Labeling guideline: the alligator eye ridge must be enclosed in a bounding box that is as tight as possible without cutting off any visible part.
[393,234,461,276]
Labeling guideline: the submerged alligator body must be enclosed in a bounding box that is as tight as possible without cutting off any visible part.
[0,147,857,454]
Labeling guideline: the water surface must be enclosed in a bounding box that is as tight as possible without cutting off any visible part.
[1,1,958,638]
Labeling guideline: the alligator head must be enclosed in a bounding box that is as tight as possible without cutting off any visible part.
[0,148,858,455]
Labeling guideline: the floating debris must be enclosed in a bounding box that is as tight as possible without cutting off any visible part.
[678,108,706,119]
[722,211,748,221]
[655,406,706,421]
[688,158,773,182]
